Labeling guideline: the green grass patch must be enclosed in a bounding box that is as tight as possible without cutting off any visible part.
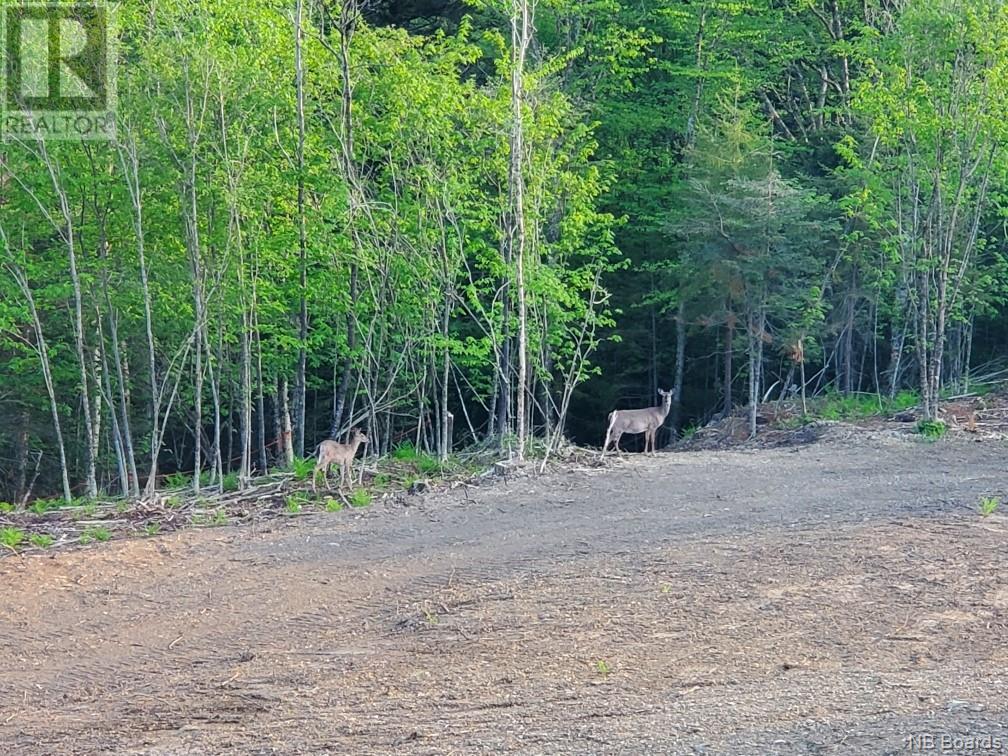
[799,390,919,424]
[889,390,920,412]
[29,533,54,549]
[0,502,13,513]
[324,498,344,512]
[144,522,162,537]
[290,457,315,482]
[679,424,700,441]
[392,442,440,475]
[820,392,894,421]
[917,419,947,441]
[80,526,111,544]
[1,527,26,549]
[29,498,65,515]
[285,494,308,514]
[942,382,997,399]
[164,471,190,489]
[221,472,240,492]
[165,471,215,489]
[349,489,372,508]
[978,496,1001,517]
[190,506,227,526]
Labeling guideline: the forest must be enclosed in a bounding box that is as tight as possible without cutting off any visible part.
[2,0,1007,503]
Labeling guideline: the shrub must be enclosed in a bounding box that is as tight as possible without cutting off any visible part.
[392,441,440,474]
[80,527,111,544]
[165,472,190,489]
[0,527,25,549]
[917,419,947,441]
[349,489,372,508]
[290,457,315,482]
[29,533,54,549]
[29,498,63,515]
[978,497,1000,517]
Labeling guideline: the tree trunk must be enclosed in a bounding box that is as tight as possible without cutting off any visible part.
[509,0,533,461]
[439,298,451,461]
[279,377,295,467]
[38,142,98,498]
[292,0,309,459]
[722,317,733,415]
[842,284,855,395]
[97,321,129,497]
[14,409,29,504]
[7,262,73,502]
[330,0,361,443]
[671,299,686,430]
[254,313,269,473]
[117,133,163,496]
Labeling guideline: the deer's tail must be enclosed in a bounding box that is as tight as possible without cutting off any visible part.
[601,410,617,457]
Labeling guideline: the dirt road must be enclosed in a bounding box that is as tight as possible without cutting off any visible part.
[3,429,1008,754]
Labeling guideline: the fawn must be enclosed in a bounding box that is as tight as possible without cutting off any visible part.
[312,428,369,492]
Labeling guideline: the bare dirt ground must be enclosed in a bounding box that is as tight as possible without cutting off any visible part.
[3,427,1008,755]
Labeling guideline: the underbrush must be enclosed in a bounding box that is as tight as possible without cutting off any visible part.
[916,419,947,441]
[815,390,919,421]
[0,444,494,556]
[774,390,919,429]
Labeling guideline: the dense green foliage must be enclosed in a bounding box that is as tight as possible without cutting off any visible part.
[2,0,1007,500]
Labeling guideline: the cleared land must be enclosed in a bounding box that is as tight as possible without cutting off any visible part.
[2,427,1008,755]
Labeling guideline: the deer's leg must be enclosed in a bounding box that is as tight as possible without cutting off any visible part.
[600,430,610,459]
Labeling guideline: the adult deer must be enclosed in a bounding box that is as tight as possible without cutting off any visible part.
[312,428,369,492]
[600,389,673,459]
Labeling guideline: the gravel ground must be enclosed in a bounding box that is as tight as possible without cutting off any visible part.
[2,428,1007,755]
